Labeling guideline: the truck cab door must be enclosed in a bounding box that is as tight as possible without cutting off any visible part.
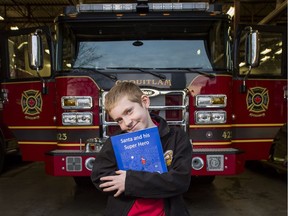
[233,24,287,160]
[0,27,57,161]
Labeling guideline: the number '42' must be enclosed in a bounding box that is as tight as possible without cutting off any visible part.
[222,131,232,139]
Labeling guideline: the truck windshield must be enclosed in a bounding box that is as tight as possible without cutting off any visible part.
[73,40,212,69]
[60,19,231,72]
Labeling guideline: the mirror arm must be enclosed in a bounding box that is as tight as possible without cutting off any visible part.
[240,65,252,93]
[36,69,48,95]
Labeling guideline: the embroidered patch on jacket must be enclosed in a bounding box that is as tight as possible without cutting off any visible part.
[164,150,173,166]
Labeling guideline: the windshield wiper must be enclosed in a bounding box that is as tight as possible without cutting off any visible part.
[156,67,215,79]
[106,67,166,80]
[186,68,215,78]
[73,68,117,81]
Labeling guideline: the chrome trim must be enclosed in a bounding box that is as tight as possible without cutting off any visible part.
[61,96,93,109]
[101,89,189,138]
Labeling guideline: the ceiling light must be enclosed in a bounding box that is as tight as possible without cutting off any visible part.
[226,7,234,18]
[261,56,270,62]
[275,49,282,55]
[260,48,272,55]
[261,48,271,55]
[10,26,19,30]
[239,62,245,67]
[0,16,4,20]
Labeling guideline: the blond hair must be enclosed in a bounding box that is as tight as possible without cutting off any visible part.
[104,82,144,114]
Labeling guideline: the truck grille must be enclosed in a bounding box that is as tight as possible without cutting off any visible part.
[101,89,189,138]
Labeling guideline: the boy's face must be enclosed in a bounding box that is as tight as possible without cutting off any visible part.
[109,95,153,132]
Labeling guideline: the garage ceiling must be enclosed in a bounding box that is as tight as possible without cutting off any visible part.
[0,0,286,30]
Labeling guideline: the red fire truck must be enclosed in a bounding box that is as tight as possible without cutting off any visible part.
[0,1,286,181]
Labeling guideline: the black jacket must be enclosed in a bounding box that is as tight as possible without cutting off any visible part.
[91,115,192,216]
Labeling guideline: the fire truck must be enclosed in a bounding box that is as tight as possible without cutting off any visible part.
[0,1,286,182]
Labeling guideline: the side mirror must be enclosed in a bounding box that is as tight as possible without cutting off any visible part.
[28,29,48,95]
[28,29,43,71]
[245,28,260,67]
[240,27,260,94]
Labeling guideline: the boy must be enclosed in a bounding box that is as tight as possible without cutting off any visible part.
[91,82,192,216]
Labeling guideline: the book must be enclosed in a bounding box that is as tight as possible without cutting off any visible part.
[111,127,167,173]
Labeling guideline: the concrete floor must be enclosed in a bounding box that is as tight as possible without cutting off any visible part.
[0,156,287,216]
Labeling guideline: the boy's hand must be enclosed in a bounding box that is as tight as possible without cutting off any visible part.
[99,170,126,197]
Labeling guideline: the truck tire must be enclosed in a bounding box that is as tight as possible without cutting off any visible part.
[0,140,5,174]
[270,124,287,164]
[264,124,288,174]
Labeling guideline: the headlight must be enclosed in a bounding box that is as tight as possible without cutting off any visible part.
[61,96,92,109]
[191,157,204,170]
[195,111,226,124]
[62,112,93,125]
[85,157,95,171]
[195,95,227,108]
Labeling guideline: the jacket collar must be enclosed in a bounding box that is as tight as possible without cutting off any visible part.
[150,114,170,138]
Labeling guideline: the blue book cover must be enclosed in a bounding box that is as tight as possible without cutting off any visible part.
[111,127,167,173]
